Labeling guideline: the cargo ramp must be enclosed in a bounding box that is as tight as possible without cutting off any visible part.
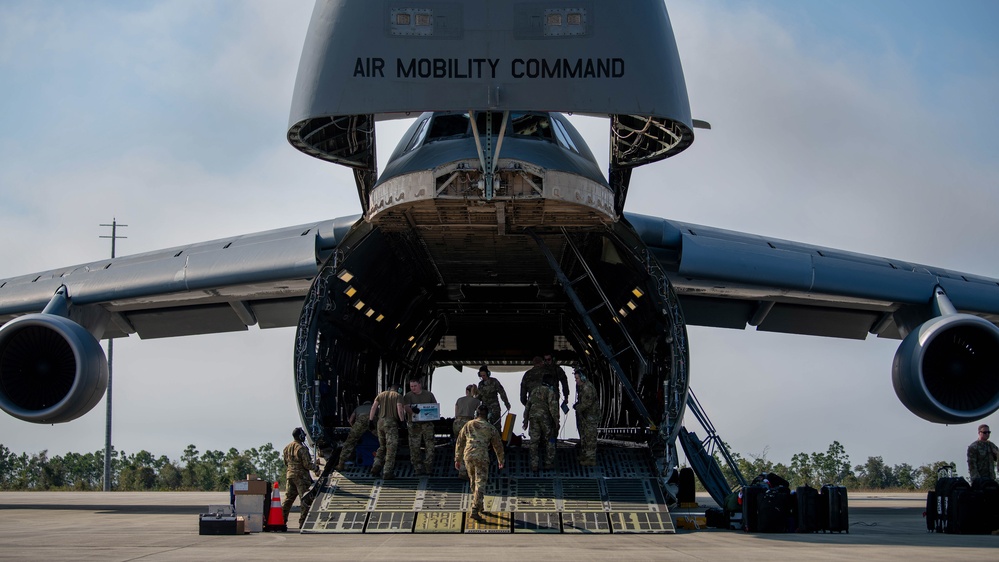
[302,441,674,534]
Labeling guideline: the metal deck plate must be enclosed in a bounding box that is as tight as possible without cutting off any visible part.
[513,478,559,512]
[608,511,675,533]
[512,512,562,533]
[562,511,611,533]
[419,479,468,511]
[464,511,513,533]
[365,511,416,533]
[605,478,660,512]
[303,510,368,533]
[414,511,464,533]
[372,479,420,511]
[484,477,516,512]
[560,478,606,512]
[320,477,376,511]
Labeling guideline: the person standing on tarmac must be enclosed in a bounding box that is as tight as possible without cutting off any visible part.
[523,374,560,472]
[573,366,599,466]
[454,404,505,518]
[476,365,511,428]
[404,378,438,476]
[370,384,405,480]
[282,427,319,528]
[968,423,999,480]
[335,400,373,471]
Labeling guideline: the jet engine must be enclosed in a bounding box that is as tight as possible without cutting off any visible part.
[0,314,108,424]
[892,313,999,424]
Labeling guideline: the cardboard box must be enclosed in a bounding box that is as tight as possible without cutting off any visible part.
[233,479,269,495]
[411,402,440,421]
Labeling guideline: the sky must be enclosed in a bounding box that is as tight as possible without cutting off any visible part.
[1,1,998,475]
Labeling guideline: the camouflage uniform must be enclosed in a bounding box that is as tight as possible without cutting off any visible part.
[336,401,372,471]
[282,440,317,527]
[967,439,999,480]
[477,376,511,427]
[404,389,438,474]
[455,417,505,512]
[520,365,546,406]
[371,389,402,478]
[575,378,599,465]
[453,395,482,478]
[524,384,559,471]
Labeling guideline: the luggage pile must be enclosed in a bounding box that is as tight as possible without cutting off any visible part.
[737,473,849,533]
[926,466,999,534]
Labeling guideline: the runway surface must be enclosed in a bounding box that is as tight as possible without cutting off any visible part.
[0,491,996,560]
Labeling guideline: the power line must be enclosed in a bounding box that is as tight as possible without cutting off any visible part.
[99,219,127,492]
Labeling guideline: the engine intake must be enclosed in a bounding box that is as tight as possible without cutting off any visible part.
[0,314,108,424]
[892,313,999,424]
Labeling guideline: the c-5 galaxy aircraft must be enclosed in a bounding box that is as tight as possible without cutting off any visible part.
[2,0,998,508]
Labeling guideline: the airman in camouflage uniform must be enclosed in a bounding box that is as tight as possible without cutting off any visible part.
[404,379,438,475]
[574,368,599,466]
[282,427,319,527]
[476,365,511,428]
[523,377,559,471]
[454,404,505,516]
[335,400,373,471]
[453,384,481,479]
[968,423,999,480]
[520,356,546,406]
[370,385,405,480]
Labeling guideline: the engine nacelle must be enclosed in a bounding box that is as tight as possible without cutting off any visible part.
[892,313,999,424]
[0,314,108,424]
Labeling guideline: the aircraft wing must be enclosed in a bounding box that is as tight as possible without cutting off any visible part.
[627,212,999,340]
[0,216,359,339]
[6,210,998,343]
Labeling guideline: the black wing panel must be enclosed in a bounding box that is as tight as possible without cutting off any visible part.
[628,213,999,339]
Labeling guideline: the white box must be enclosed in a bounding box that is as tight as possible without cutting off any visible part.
[243,513,263,533]
[412,402,440,421]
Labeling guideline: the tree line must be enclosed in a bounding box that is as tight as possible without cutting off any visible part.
[714,440,956,491]
[0,440,957,491]
[0,444,285,491]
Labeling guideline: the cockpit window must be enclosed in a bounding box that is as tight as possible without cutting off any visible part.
[509,113,553,140]
[420,111,574,145]
[551,118,579,153]
[427,114,470,140]
[404,117,430,152]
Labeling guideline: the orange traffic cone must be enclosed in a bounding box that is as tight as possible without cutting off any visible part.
[264,481,287,532]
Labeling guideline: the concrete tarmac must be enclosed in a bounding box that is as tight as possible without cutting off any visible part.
[0,491,996,560]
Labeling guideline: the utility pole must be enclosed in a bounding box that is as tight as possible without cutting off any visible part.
[99,219,127,492]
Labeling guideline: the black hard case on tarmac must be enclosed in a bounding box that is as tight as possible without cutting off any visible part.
[818,485,849,533]
[972,478,999,534]
[946,487,984,534]
[932,476,970,533]
[199,513,242,535]
[796,485,820,533]
[757,486,791,533]
[741,485,768,532]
